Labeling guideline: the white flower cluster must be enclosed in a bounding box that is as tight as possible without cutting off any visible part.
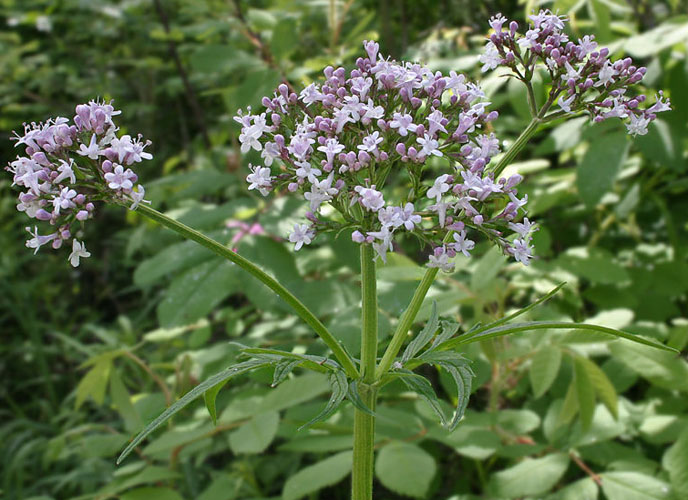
[235,41,537,271]
[6,99,152,266]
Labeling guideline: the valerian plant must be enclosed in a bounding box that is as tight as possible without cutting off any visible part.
[5,10,677,500]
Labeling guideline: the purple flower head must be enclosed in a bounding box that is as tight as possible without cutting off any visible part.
[6,100,152,266]
[232,40,539,268]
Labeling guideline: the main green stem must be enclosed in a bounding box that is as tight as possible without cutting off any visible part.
[135,204,359,379]
[352,244,379,500]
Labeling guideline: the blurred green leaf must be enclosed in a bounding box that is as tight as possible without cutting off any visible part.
[282,450,352,500]
[489,453,570,498]
[576,131,630,208]
[376,441,436,498]
[530,345,562,398]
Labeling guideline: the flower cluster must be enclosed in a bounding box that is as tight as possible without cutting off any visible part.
[6,100,151,266]
[479,10,671,135]
[236,41,538,271]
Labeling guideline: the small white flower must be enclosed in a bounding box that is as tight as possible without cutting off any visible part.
[479,41,501,72]
[357,131,384,153]
[451,230,475,257]
[389,113,416,136]
[427,174,451,202]
[510,238,533,265]
[416,134,442,158]
[77,134,101,160]
[246,164,273,196]
[304,173,338,211]
[25,226,57,254]
[68,239,91,267]
[428,247,455,273]
[508,218,538,238]
[104,164,135,191]
[558,93,576,113]
[354,185,385,212]
[295,161,322,183]
[129,185,150,210]
[394,202,421,231]
[288,224,315,251]
[595,60,617,87]
[626,113,651,136]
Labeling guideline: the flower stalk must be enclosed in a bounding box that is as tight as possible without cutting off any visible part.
[134,203,360,379]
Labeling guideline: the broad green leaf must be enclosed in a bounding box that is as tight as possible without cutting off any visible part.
[530,345,562,398]
[436,321,677,353]
[134,235,219,287]
[197,473,242,500]
[117,359,271,464]
[608,341,688,390]
[489,452,570,498]
[279,435,352,453]
[587,0,612,42]
[228,410,279,454]
[551,477,599,500]
[470,246,507,290]
[574,357,596,432]
[120,487,184,500]
[271,18,298,60]
[497,409,541,435]
[662,427,688,498]
[599,471,671,500]
[157,259,239,328]
[576,131,629,207]
[298,370,348,429]
[402,301,439,362]
[376,441,436,498]
[558,381,579,426]
[623,20,688,58]
[75,359,112,409]
[282,450,352,500]
[576,356,618,418]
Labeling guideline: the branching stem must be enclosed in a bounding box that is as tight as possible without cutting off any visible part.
[135,204,359,379]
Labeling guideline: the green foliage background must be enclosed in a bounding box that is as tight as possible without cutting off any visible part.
[1,0,687,499]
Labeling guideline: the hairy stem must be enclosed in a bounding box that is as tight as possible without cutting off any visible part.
[351,244,379,499]
[135,204,359,379]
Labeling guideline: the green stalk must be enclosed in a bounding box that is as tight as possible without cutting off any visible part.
[135,204,359,379]
[490,117,541,178]
[351,383,377,500]
[352,244,379,500]
[359,244,378,383]
[375,266,439,380]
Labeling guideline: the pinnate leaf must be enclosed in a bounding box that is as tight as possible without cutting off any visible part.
[118,359,271,464]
